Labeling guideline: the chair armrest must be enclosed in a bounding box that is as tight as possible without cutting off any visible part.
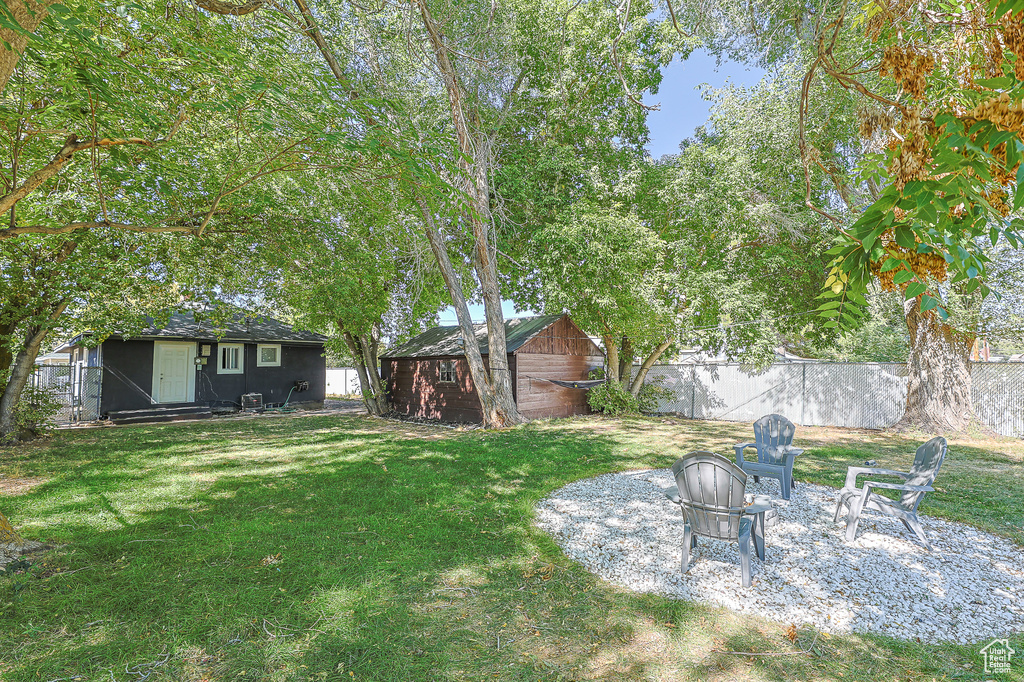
[743,502,772,515]
[772,445,803,466]
[663,486,682,504]
[734,443,756,464]
[863,480,934,493]
[844,467,909,489]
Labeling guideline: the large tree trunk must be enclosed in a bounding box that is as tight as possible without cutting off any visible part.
[0,301,66,442]
[617,336,633,387]
[602,332,620,384]
[339,324,389,416]
[629,338,672,396]
[0,325,48,441]
[416,200,514,427]
[895,295,975,433]
[0,510,25,544]
[411,0,523,427]
[470,179,522,425]
[0,0,52,98]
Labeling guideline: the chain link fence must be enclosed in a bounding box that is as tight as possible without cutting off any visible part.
[972,362,1024,438]
[645,361,1024,437]
[30,365,102,424]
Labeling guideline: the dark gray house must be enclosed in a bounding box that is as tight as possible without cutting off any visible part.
[68,313,326,422]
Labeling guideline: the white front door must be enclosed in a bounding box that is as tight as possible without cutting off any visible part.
[152,342,196,403]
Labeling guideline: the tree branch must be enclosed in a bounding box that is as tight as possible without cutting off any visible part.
[0,135,154,216]
[0,221,196,240]
[191,0,268,16]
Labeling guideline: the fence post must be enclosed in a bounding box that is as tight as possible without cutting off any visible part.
[74,365,81,423]
[689,366,696,418]
[801,363,806,425]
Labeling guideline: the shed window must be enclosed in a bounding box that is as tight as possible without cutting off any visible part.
[218,343,244,374]
[439,360,456,383]
[257,344,281,367]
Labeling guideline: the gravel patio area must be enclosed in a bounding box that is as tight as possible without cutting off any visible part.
[535,469,1024,644]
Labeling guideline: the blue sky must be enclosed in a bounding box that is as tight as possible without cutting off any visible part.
[437,50,766,325]
[644,49,767,159]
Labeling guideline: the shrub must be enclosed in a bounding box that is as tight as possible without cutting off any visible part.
[636,377,673,413]
[11,386,63,442]
[587,375,672,416]
[587,381,638,415]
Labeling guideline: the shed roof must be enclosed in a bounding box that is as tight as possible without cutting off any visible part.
[72,312,326,345]
[381,314,566,358]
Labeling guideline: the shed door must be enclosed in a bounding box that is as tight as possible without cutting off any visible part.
[152,342,196,404]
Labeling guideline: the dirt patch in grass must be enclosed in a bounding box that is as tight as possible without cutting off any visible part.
[0,476,47,496]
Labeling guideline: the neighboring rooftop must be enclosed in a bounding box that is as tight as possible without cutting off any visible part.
[71,312,327,345]
[382,314,565,358]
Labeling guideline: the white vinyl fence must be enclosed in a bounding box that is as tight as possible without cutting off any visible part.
[326,367,362,396]
[645,361,1024,437]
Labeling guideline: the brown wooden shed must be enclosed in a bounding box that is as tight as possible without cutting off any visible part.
[380,314,604,422]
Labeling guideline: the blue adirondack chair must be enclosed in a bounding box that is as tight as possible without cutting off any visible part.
[663,451,770,587]
[834,436,947,550]
[733,414,803,500]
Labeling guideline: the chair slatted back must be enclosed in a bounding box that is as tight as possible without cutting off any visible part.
[753,414,797,466]
[900,436,947,510]
[671,451,748,540]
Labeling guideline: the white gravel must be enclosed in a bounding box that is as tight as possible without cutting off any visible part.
[535,469,1024,644]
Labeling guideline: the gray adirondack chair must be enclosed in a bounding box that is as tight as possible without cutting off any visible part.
[834,436,947,550]
[663,451,768,587]
[734,414,804,500]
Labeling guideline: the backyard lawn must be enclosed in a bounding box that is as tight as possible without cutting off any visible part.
[0,413,1021,681]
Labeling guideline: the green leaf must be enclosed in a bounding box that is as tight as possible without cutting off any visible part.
[1008,140,1022,170]
[880,258,903,273]
[1016,162,1024,210]
[895,226,916,249]
[920,294,939,311]
[861,224,886,252]
[905,281,927,298]
[893,269,914,284]
[918,201,938,225]
[976,75,1014,88]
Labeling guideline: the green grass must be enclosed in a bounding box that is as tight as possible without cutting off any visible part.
[0,414,1022,681]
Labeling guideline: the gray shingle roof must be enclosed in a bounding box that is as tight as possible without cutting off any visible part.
[75,312,326,345]
[381,314,565,358]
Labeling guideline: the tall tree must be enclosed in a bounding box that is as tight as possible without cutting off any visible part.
[197,0,672,426]
[528,70,841,393]
[803,0,1024,431]
[240,178,449,416]
[0,0,359,441]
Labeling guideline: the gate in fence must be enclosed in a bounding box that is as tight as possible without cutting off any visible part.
[30,364,102,424]
[645,361,1024,437]
[326,367,362,396]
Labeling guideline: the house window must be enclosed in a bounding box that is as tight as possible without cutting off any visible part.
[439,360,456,383]
[257,344,281,367]
[218,343,244,374]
